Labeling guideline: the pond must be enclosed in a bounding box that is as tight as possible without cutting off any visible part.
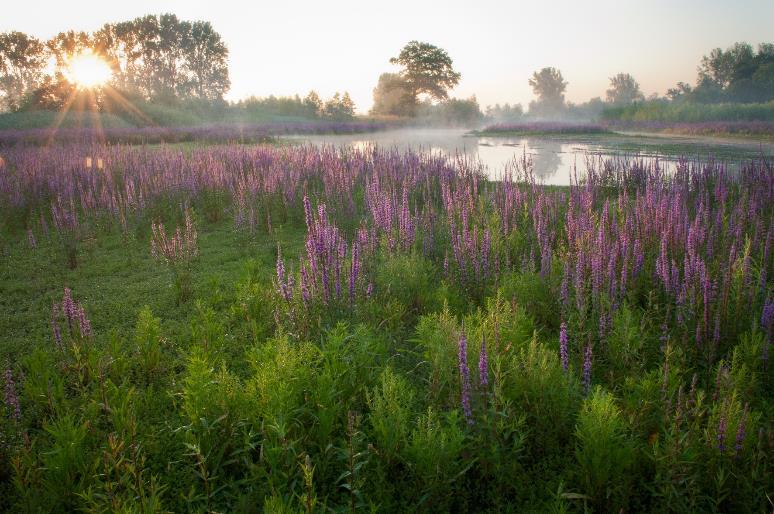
[285,129,773,185]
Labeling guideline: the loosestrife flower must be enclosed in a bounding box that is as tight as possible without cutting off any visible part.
[734,406,747,459]
[559,321,569,371]
[717,413,727,454]
[478,332,488,390]
[458,325,473,425]
[582,344,593,395]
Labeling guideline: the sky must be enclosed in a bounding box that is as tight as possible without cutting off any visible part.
[3,0,773,113]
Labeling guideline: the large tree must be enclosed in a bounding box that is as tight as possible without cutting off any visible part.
[0,31,47,111]
[605,73,644,105]
[182,21,230,100]
[389,41,461,114]
[528,67,567,115]
[371,72,413,116]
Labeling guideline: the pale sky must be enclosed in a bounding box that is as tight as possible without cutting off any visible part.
[4,0,773,113]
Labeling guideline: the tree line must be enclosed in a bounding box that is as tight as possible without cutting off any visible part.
[371,40,772,123]
[0,14,230,112]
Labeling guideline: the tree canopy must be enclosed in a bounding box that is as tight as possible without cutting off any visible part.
[0,32,48,111]
[605,73,644,105]
[528,67,567,116]
[389,41,461,113]
[371,72,413,116]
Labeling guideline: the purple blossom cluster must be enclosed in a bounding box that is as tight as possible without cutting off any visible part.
[151,209,198,266]
[51,287,92,341]
[458,327,473,425]
[0,121,391,147]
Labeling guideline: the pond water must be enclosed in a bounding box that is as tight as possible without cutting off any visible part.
[285,129,773,185]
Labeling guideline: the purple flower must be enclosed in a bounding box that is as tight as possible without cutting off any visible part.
[582,344,593,395]
[735,405,747,459]
[77,305,91,338]
[559,321,569,371]
[62,287,75,330]
[717,413,727,454]
[349,241,359,303]
[479,332,489,390]
[458,325,473,425]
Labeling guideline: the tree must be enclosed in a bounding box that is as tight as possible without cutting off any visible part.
[340,92,355,117]
[323,91,356,120]
[693,42,773,103]
[528,67,567,115]
[485,102,523,122]
[698,42,756,89]
[371,72,412,116]
[182,21,230,100]
[389,41,461,114]
[303,90,323,117]
[0,31,48,111]
[605,73,644,105]
[666,81,692,101]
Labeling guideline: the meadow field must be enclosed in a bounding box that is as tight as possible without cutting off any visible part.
[0,135,771,513]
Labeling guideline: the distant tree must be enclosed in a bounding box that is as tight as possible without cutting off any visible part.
[371,72,412,116]
[101,20,145,93]
[485,102,523,122]
[693,42,773,103]
[666,81,692,101]
[303,90,323,117]
[389,41,461,114]
[182,21,230,100]
[434,96,483,126]
[698,42,756,89]
[340,92,355,116]
[528,67,567,115]
[566,97,605,120]
[46,30,93,70]
[324,91,356,120]
[605,73,644,105]
[0,31,48,111]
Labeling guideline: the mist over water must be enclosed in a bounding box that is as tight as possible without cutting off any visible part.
[287,128,773,185]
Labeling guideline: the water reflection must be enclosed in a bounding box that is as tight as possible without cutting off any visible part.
[286,129,772,186]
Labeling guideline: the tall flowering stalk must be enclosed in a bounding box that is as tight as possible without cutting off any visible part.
[717,413,727,454]
[458,325,473,425]
[479,332,489,390]
[559,321,569,372]
[582,344,593,395]
[275,246,294,303]
[151,209,199,303]
[52,288,92,344]
[734,405,748,459]
[150,209,199,266]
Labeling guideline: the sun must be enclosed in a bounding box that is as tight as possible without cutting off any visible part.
[66,51,112,89]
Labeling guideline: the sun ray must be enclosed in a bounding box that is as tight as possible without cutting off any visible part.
[102,86,156,126]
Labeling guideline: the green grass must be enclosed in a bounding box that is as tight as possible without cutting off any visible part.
[0,221,305,363]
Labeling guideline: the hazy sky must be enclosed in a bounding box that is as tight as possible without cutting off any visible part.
[4,0,773,112]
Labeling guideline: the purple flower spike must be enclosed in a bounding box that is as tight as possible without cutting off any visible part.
[479,332,489,390]
[559,321,569,372]
[458,324,473,425]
